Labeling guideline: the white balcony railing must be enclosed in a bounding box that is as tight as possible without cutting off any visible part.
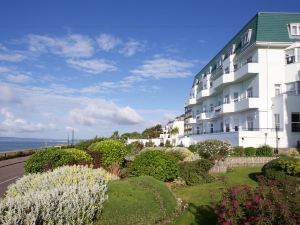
[215,97,260,114]
[197,112,214,121]
[185,97,196,106]
[187,117,197,124]
[214,72,234,89]
[234,62,259,81]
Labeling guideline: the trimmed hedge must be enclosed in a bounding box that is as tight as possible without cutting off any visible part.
[88,139,129,167]
[129,150,179,181]
[256,145,273,157]
[262,156,299,180]
[244,147,256,157]
[231,146,244,157]
[24,148,92,174]
[96,176,177,225]
[179,159,215,185]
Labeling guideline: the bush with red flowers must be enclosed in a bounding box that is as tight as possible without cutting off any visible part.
[215,176,300,225]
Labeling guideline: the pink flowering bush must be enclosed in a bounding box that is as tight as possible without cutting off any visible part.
[215,176,300,225]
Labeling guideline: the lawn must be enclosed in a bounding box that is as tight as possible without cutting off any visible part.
[169,166,262,225]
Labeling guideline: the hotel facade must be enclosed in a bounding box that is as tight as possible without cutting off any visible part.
[180,12,300,148]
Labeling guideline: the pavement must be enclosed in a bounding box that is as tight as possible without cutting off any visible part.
[0,156,30,197]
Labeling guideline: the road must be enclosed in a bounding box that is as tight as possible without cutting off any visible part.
[0,156,30,197]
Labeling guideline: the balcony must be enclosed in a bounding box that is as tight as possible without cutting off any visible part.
[185,97,196,106]
[234,62,259,81]
[214,97,260,114]
[214,72,234,89]
[197,112,214,121]
[196,88,216,100]
[187,117,196,124]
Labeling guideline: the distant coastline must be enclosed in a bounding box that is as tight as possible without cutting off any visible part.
[0,137,68,153]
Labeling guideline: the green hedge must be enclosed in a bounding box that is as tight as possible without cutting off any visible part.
[256,145,273,157]
[244,147,256,156]
[129,150,179,181]
[231,146,244,157]
[96,176,177,225]
[88,139,129,167]
[262,156,299,180]
[179,159,215,185]
[25,148,92,174]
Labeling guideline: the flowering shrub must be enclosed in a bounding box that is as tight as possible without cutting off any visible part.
[215,176,300,225]
[179,159,214,185]
[278,158,300,177]
[1,165,118,225]
[165,147,193,161]
[88,139,129,167]
[194,140,231,161]
[129,150,179,181]
[25,148,92,174]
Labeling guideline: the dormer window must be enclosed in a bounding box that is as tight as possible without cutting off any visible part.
[289,23,300,36]
[286,48,295,64]
[216,58,222,68]
[241,29,252,47]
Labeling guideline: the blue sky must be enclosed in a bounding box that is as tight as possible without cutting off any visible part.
[0,0,299,139]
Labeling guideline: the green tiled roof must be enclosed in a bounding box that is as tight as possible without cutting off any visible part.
[194,12,300,82]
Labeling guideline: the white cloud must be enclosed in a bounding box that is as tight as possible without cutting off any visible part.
[0,108,55,133]
[131,57,195,79]
[120,39,144,57]
[28,34,94,58]
[96,33,121,51]
[70,101,144,126]
[67,58,117,74]
[0,53,27,62]
[6,74,31,83]
[0,84,21,103]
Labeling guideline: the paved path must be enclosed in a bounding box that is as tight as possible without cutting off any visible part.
[0,156,30,197]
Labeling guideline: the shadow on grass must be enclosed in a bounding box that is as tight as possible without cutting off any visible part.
[188,203,217,225]
[248,172,262,183]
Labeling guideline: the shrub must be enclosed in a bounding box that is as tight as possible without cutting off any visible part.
[179,159,215,185]
[262,156,299,180]
[165,147,193,161]
[277,158,300,177]
[129,150,179,181]
[231,146,244,157]
[289,148,300,157]
[88,139,129,168]
[244,147,256,157]
[96,176,177,225]
[126,141,144,155]
[1,165,117,225]
[165,140,172,148]
[188,144,197,153]
[145,141,155,147]
[194,140,231,161]
[256,145,273,157]
[215,176,300,225]
[75,136,105,151]
[24,148,92,174]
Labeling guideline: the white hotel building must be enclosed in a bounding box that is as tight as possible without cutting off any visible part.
[180,12,300,149]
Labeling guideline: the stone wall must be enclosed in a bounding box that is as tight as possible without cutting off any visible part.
[209,157,278,173]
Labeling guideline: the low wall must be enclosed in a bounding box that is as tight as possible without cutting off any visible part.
[209,157,278,173]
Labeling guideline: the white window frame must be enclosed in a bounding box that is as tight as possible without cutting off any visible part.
[290,23,300,36]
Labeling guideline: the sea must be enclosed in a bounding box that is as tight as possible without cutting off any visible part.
[0,137,68,152]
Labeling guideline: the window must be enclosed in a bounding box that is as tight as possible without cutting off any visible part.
[203,105,207,113]
[220,122,223,132]
[217,58,222,68]
[241,29,252,47]
[234,64,238,71]
[275,84,281,96]
[210,104,214,112]
[225,120,230,132]
[291,112,300,132]
[290,23,300,36]
[247,87,253,98]
[224,94,230,104]
[247,56,253,63]
[210,123,214,133]
[274,114,280,130]
[210,81,213,88]
[234,119,239,131]
[224,67,230,74]
[286,49,295,64]
[233,92,239,102]
[247,117,254,131]
[196,126,200,135]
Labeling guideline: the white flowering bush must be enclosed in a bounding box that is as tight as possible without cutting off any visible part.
[0,165,118,225]
[194,139,232,161]
[165,147,193,161]
[183,152,201,162]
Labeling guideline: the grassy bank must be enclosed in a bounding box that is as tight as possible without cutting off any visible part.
[170,166,262,225]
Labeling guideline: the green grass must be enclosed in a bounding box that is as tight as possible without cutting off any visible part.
[170,166,262,225]
[96,176,177,225]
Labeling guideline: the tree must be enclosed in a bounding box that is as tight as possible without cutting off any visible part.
[170,127,179,136]
[142,124,162,138]
[110,130,119,139]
